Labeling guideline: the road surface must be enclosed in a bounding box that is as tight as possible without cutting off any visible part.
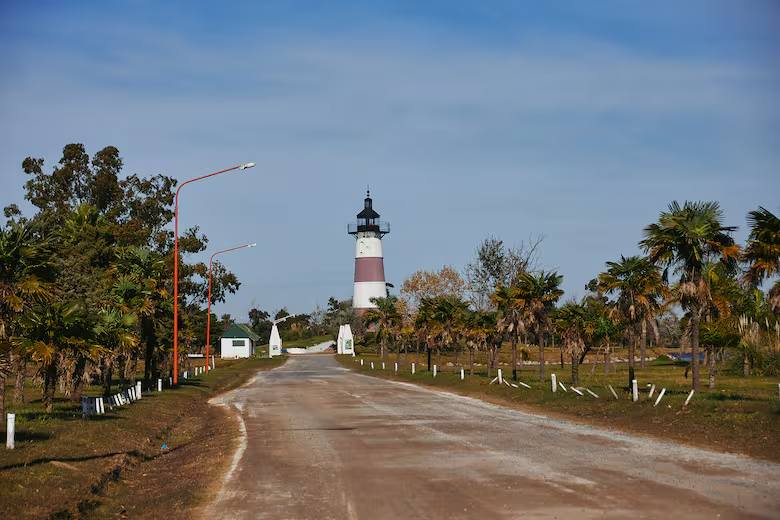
[205,355,780,519]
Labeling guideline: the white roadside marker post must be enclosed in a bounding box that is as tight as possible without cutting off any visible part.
[608,385,619,400]
[6,413,15,450]
[497,368,503,385]
[394,362,398,373]
[654,388,666,407]
[684,389,695,407]
[632,379,639,402]
[411,363,416,375]
[559,381,568,392]
[97,397,105,414]
[433,365,437,377]
[585,388,599,398]
[648,384,656,398]
[381,362,385,370]
[360,359,364,366]
[571,387,584,396]
[551,374,557,393]
[169,377,172,387]
[370,361,374,370]
[158,378,162,392]
[136,381,142,400]
[460,367,464,381]
[518,381,531,389]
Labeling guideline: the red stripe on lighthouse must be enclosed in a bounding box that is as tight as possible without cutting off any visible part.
[354,257,385,282]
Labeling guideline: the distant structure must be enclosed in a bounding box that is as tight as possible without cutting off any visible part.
[348,190,390,313]
[220,323,260,358]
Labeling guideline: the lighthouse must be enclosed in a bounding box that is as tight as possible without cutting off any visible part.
[348,190,390,312]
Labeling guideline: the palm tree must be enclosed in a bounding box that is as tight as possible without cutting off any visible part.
[463,310,498,376]
[641,201,738,390]
[744,206,780,311]
[93,307,139,397]
[553,301,586,385]
[0,222,53,418]
[111,246,169,384]
[596,255,666,387]
[514,271,563,381]
[17,302,91,412]
[363,296,401,360]
[492,285,525,381]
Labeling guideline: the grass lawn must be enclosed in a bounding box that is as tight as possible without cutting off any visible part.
[338,351,780,463]
[0,355,286,519]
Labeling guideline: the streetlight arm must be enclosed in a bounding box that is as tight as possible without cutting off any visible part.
[273,314,297,325]
[172,162,255,385]
[204,241,257,374]
[209,242,257,263]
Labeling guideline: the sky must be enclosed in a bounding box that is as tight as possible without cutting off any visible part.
[1,1,779,321]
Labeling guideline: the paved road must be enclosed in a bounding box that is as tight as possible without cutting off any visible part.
[206,355,780,519]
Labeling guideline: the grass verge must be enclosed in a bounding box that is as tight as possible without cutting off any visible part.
[338,353,780,463]
[0,356,285,519]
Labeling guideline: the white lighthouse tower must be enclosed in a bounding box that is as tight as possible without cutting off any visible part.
[348,190,390,312]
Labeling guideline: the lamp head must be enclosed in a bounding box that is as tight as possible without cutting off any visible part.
[248,243,257,248]
[239,162,256,170]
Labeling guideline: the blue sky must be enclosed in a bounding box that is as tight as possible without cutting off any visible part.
[1,1,779,320]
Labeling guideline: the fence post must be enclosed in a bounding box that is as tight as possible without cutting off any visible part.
[498,368,503,385]
[684,389,695,407]
[6,413,15,450]
[394,362,398,373]
[158,378,162,392]
[632,379,639,402]
[411,363,416,374]
[551,374,557,393]
[370,361,374,370]
[136,381,142,400]
[433,365,437,377]
[460,367,464,381]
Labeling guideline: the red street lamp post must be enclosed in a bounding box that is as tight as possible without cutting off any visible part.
[172,162,255,385]
[205,242,257,373]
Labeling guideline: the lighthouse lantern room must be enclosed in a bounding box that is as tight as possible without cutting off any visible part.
[348,190,390,311]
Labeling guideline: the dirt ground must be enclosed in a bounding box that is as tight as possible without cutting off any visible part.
[204,354,780,520]
[0,357,282,519]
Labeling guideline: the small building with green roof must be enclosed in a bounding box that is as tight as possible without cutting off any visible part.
[220,323,261,358]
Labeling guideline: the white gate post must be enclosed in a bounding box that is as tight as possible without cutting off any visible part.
[6,413,15,450]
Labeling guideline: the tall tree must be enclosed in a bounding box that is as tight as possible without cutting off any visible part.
[17,302,91,412]
[0,222,53,417]
[641,201,739,390]
[595,255,666,387]
[363,296,401,360]
[514,271,563,381]
[553,301,587,386]
[744,206,780,311]
[464,235,542,310]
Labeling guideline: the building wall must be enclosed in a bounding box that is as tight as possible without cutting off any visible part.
[221,337,252,358]
[353,232,386,309]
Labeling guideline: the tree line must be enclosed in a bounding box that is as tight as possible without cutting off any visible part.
[361,201,779,391]
[0,144,241,418]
